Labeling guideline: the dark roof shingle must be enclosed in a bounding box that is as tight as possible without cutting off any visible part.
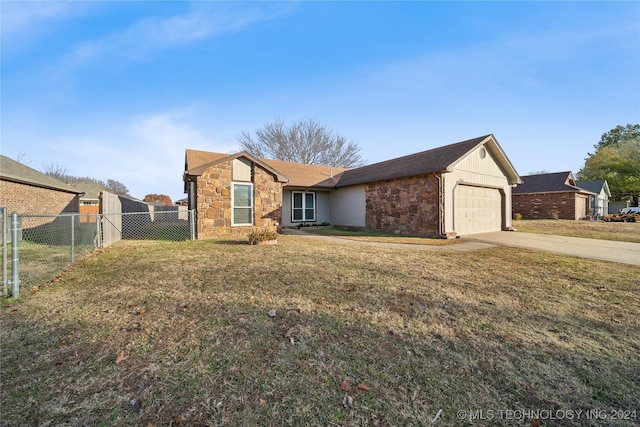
[513,172,592,194]
[333,135,490,187]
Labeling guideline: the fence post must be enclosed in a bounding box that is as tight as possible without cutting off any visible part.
[2,207,7,296]
[190,209,196,240]
[71,214,75,264]
[96,214,102,248]
[11,212,19,299]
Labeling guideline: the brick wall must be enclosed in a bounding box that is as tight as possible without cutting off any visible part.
[0,180,80,215]
[365,174,440,237]
[195,161,282,239]
[512,192,589,220]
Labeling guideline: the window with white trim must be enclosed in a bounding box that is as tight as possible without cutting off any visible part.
[292,191,315,222]
[232,182,253,225]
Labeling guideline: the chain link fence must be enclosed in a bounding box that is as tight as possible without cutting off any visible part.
[1,208,195,298]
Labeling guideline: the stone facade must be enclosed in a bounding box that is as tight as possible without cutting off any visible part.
[0,180,80,215]
[195,161,282,239]
[512,192,590,220]
[365,174,440,237]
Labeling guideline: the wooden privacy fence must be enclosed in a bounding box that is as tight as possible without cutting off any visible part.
[100,191,193,247]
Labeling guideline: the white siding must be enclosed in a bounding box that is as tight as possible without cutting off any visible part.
[232,158,252,181]
[444,145,513,235]
[329,185,366,227]
[594,189,608,219]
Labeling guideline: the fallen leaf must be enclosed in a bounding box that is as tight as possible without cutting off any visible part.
[357,383,369,391]
[342,394,354,409]
[531,419,540,427]
[259,398,267,406]
[340,380,352,391]
[115,352,129,365]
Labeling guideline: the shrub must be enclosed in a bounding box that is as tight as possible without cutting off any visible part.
[247,229,278,245]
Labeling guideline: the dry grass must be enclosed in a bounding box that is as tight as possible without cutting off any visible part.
[514,219,640,243]
[302,227,459,246]
[1,236,639,426]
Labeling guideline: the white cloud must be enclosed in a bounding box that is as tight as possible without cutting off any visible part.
[0,1,96,50]
[46,106,240,200]
[62,2,296,68]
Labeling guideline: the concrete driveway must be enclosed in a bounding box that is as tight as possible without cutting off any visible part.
[464,231,640,266]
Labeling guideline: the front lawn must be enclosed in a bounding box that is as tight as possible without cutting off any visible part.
[1,236,638,426]
[514,219,640,243]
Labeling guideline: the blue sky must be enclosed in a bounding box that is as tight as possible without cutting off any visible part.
[2,1,639,202]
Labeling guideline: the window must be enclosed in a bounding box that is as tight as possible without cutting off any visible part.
[292,191,315,222]
[232,183,253,225]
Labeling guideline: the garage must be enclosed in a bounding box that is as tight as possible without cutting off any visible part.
[454,185,502,235]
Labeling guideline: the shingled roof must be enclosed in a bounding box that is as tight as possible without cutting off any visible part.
[184,150,288,182]
[513,171,594,194]
[184,134,521,189]
[184,149,347,188]
[332,134,521,187]
[576,179,610,196]
[0,155,83,194]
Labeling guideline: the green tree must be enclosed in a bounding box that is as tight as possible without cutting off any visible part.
[238,118,366,168]
[577,124,640,205]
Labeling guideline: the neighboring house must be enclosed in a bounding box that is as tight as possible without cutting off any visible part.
[70,181,107,223]
[0,155,83,215]
[184,134,522,239]
[576,180,610,219]
[609,200,630,214]
[512,171,595,220]
[71,181,105,207]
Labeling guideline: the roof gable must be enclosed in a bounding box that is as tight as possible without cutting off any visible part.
[0,155,83,194]
[185,149,288,183]
[334,135,521,187]
[514,172,594,195]
[576,180,611,197]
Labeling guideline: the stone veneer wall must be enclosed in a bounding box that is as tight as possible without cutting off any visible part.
[196,161,282,239]
[512,192,587,220]
[365,174,440,237]
[0,180,80,215]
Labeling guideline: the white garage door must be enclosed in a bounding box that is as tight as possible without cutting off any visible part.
[454,185,502,235]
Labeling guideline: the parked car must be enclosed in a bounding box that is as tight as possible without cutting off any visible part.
[602,207,640,222]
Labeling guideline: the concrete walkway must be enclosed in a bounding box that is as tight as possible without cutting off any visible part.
[282,229,640,266]
[464,231,640,266]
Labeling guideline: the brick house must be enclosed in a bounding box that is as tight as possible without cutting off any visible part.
[0,155,83,215]
[184,134,522,239]
[512,171,595,220]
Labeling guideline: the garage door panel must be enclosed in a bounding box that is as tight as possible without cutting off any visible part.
[454,185,502,235]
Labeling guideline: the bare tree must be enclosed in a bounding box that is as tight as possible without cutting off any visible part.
[42,162,70,182]
[238,118,366,168]
[41,163,129,195]
[106,179,129,196]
